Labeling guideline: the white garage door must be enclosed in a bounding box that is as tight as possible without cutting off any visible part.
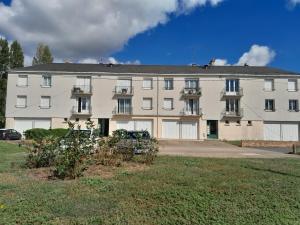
[264,123,281,141]
[181,122,198,140]
[14,118,51,135]
[135,120,153,136]
[264,122,299,141]
[116,121,134,130]
[282,124,299,141]
[162,120,180,139]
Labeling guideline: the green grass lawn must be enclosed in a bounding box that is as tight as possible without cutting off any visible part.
[0,141,300,225]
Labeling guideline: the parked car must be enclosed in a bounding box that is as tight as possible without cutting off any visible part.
[0,129,22,140]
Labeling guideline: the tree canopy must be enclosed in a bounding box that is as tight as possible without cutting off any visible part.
[32,43,54,65]
[0,38,10,73]
[10,40,24,69]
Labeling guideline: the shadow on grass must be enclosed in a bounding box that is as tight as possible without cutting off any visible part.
[242,165,300,178]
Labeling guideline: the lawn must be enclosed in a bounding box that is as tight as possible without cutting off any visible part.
[0,141,300,225]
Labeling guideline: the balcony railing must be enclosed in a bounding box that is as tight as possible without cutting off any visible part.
[181,87,202,97]
[72,85,92,95]
[180,108,203,116]
[71,106,92,115]
[220,88,243,98]
[113,86,134,96]
[221,108,244,118]
[112,106,133,115]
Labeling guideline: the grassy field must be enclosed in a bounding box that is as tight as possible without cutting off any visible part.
[0,141,300,225]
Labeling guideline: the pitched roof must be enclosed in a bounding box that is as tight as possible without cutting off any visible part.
[11,63,300,76]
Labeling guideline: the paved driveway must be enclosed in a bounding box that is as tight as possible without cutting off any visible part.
[159,140,298,158]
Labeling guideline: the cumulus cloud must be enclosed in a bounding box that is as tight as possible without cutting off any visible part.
[213,58,228,66]
[236,45,276,66]
[0,0,223,63]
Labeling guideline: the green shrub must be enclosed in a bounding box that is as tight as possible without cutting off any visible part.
[24,128,68,140]
[24,128,50,141]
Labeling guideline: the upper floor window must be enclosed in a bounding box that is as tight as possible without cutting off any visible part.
[40,96,51,109]
[163,98,173,110]
[265,99,275,111]
[185,79,198,89]
[76,76,91,92]
[17,75,28,87]
[264,79,274,91]
[143,78,153,90]
[289,99,299,112]
[288,79,298,92]
[226,79,239,92]
[142,98,152,110]
[116,79,132,94]
[42,75,52,87]
[16,95,27,108]
[226,99,239,112]
[164,78,174,90]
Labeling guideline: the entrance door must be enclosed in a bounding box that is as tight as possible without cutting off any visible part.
[207,120,218,139]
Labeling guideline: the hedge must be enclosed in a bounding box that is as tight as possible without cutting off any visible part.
[24,128,68,140]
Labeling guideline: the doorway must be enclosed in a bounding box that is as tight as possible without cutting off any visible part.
[98,118,109,136]
[207,120,218,139]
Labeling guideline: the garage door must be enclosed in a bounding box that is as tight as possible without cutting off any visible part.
[116,120,153,136]
[264,123,281,141]
[264,122,299,141]
[181,122,198,140]
[14,118,51,135]
[135,120,153,136]
[162,120,180,139]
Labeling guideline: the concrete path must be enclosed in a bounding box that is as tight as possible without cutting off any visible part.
[158,140,299,158]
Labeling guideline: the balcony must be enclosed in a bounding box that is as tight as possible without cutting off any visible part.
[220,88,243,98]
[221,109,244,118]
[181,87,202,98]
[180,108,203,116]
[113,86,134,96]
[112,106,133,115]
[72,85,92,95]
[71,106,92,116]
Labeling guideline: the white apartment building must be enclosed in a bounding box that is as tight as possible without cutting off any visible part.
[5,63,300,141]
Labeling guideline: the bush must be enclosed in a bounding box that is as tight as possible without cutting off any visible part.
[24,128,68,141]
[26,136,59,168]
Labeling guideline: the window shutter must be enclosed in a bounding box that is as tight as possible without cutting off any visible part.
[18,75,28,86]
[143,79,152,89]
[143,98,152,109]
[164,98,173,109]
[288,80,296,91]
[40,96,50,108]
[17,96,27,107]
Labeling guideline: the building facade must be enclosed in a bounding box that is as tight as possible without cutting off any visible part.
[5,63,300,141]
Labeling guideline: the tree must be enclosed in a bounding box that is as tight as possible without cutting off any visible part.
[9,40,24,69]
[32,43,54,65]
[0,38,10,72]
[0,78,7,128]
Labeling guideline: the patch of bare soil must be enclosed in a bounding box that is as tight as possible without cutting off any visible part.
[84,162,149,179]
[27,167,53,180]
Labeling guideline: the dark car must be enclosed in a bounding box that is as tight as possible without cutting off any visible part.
[0,129,22,140]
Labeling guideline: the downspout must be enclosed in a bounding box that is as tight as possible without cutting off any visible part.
[156,75,159,138]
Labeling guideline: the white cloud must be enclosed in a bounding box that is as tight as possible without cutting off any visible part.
[0,0,223,63]
[236,45,276,66]
[78,57,141,65]
[289,0,300,6]
[214,58,228,66]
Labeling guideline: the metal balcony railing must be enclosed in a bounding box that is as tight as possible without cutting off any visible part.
[113,86,134,96]
[112,106,133,115]
[72,85,93,95]
[181,87,202,97]
[71,106,92,115]
[221,108,244,118]
[220,88,243,98]
[180,108,203,116]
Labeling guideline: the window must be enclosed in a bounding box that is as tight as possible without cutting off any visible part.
[17,75,28,87]
[118,98,132,114]
[116,79,132,93]
[42,75,52,87]
[265,99,275,111]
[288,79,297,92]
[185,79,198,89]
[247,121,252,126]
[226,79,239,92]
[64,118,68,122]
[163,98,173,110]
[225,120,230,125]
[142,98,152,110]
[289,100,299,112]
[164,78,174,90]
[76,118,80,122]
[226,99,239,112]
[236,120,241,126]
[40,96,51,109]
[143,78,153,89]
[16,95,27,108]
[185,99,199,115]
[264,79,274,91]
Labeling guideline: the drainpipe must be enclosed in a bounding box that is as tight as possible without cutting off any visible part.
[156,75,159,138]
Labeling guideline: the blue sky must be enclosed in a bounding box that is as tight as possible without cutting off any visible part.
[0,0,300,72]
